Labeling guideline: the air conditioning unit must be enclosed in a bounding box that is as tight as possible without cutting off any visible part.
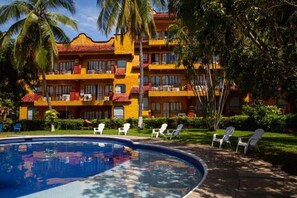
[62,94,70,101]
[104,96,110,101]
[83,94,92,101]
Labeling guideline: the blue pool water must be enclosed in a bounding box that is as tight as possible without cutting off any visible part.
[0,137,206,198]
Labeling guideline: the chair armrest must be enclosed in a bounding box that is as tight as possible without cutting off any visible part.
[213,133,223,140]
[237,136,250,143]
[152,128,160,133]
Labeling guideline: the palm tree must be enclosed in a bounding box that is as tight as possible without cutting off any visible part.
[0,0,77,131]
[97,0,165,129]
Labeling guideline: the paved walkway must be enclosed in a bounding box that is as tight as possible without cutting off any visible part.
[129,137,297,198]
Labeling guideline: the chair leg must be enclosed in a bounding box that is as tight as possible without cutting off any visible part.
[244,146,248,154]
[236,145,239,153]
[211,140,214,147]
[219,140,223,148]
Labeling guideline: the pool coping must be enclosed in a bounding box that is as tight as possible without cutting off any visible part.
[0,135,208,198]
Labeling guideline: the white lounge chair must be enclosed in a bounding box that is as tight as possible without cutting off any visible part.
[94,123,105,135]
[211,126,235,148]
[167,124,183,139]
[236,128,265,154]
[118,123,130,135]
[151,123,168,138]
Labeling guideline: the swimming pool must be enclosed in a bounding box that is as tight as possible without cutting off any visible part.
[0,136,207,198]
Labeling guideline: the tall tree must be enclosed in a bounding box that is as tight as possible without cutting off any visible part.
[97,0,165,129]
[0,39,39,121]
[0,0,78,131]
[170,0,297,122]
[168,1,231,130]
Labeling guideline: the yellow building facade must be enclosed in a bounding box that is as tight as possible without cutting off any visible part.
[20,12,249,120]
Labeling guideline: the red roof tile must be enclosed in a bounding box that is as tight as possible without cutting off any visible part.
[130,85,150,94]
[115,68,126,76]
[153,12,175,19]
[22,93,39,103]
[112,93,130,103]
[57,45,114,53]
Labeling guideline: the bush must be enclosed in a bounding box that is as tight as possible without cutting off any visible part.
[285,114,297,132]
[108,119,125,129]
[125,118,138,128]
[20,120,45,131]
[1,118,13,131]
[57,119,84,130]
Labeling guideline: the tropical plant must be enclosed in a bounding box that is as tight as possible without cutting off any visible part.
[96,0,165,129]
[0,0,78,131]
[168,2,230,131]
[44,109,59,131]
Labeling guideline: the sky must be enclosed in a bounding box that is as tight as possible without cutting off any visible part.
[0,0,113,41]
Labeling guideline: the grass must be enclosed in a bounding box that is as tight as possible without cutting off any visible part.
[1,128,296,175]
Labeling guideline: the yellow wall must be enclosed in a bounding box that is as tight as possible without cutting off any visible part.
[114,33,134,55]
[19,106,28,120]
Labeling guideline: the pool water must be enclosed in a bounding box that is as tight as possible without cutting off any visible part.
[0,140,203,198]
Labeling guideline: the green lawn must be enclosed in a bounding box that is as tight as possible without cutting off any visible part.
[1,128,296,175]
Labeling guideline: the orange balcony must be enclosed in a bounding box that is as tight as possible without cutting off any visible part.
[149,63,185,70]
[44,72,115,80]
[34,97,113,106]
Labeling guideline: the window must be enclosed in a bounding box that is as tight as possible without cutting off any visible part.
[162,75,180,86]
[114,106,124,119]
[162,53,177,64]
[106,60,115,72]
[104,84,113,96]
[115,84,126,93]
[151,103,160,113]
[163,102,170,117]
[229,97,240,110]
[85,85,96,96]
[27,107,35,120]
[84,111,101,120]
[170,102,182,113]
[46,86,54,97]
[138,75,149,85]
[143,54,148,64]
[117,60,127,68]
[56,85,71,101]
[151,76,160,86]
[34,86,42,95]
[194,75,206,85]
[151,53,160,64]
[143,97,148,110]
[97,85,103,100]
[59,61,74,73]
[88,60,105,73]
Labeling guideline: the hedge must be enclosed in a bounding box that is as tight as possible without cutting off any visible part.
[2,113,296,132]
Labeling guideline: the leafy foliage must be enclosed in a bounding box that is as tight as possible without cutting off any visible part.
[96,0,165,128]
[0,39,39,121]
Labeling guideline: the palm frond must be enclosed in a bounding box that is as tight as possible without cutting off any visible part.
[44,0,76,14]
[47,12,78,30]
[0,1,32,25]
[16,12,38,44]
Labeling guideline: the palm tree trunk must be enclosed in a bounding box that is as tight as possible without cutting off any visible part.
[138,34,144,129]
[42,71,55,132]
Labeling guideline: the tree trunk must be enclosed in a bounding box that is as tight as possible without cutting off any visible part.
[138,34,144,129]
[42,71,55,132]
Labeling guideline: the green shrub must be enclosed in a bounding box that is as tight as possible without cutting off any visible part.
[57,119,84,130]
[44,109,59,130]
[20,120,45,131]
[1,118,13,131]
[108,119,125,129]
[125,118,138,128]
